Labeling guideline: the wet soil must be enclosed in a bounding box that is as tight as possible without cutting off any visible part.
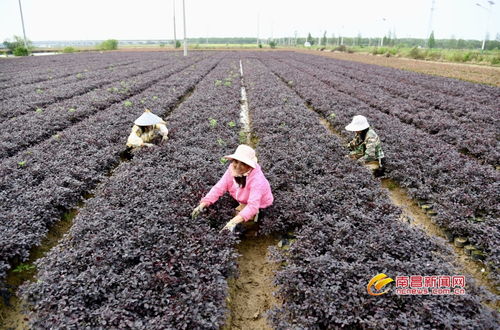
[223,235,281,330]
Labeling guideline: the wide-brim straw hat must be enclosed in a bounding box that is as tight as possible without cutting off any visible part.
[134,109,164,126]
[345,115,370,131]
[224,144,258,168]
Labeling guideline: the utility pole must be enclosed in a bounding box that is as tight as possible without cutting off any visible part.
[476,1,495,52]
[182,0,187,56]
[427,0,436,47]
[18,0,29,53]
[257,13,260,46]
[173,0,177,47]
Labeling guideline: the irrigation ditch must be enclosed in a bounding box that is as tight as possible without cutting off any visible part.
[222,60,281,330]
[0,62,218,329]
[268,65,499,310]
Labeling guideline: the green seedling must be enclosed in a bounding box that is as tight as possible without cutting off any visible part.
[215,80,223,86]
[228,121,236,128]
[76,73,83,79]
[53,134,61,140]
[152,96,158,100]
[224,81,232,87]
[35,108,43,114]
[140,98,146,104]
[36,88,43,94]
[13,263,36,273]
[209,118,217,128]
[239,131,248,144]
[18,160,27,167]
[124,100,133,107]
[220,157,229,165]
[287,80,294,86]
[217,138,226,147]
[328,113,336,119]
[68,108,76,112]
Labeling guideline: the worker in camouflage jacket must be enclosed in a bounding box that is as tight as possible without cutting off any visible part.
[345,115,385,176]
[126,109,169,148]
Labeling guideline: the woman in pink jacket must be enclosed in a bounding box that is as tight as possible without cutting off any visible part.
[191,145,273,233]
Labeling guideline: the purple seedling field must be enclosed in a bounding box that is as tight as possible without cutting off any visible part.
[0,51,497,328]
[257,53,499,283]
[21,57,243,328]
[242,57,498,329]
[0,55,210,159]
[0,54,222,284]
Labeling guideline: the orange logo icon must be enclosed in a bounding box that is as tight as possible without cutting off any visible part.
[367,273,394,296]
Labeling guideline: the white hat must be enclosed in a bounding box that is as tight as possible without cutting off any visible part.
[134,109,164,126]
[345,115,370,131]
[224,145,258,168]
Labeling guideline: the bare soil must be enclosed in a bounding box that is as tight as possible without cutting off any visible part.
[381,178,499,310]
[295,49,500,87]
[223,235,281,330]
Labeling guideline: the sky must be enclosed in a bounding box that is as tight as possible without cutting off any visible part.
[1,0,499,42]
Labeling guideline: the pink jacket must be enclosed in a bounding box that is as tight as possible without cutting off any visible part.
[201,164,273,221]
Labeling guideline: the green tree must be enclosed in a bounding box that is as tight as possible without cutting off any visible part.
[306,33,315,45]
[428,31,436,49]
[97,39,118,51]
[175,40,181,48]
[321,31,327,46]
[3,35,32,56]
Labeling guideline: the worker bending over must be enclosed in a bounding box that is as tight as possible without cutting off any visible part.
[191,145,274,234]
[126,109,169,148]
[346,115,385,176]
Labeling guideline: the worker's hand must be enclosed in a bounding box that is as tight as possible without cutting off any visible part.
[191,203,207,220]
[220,215,244,233]
[162,135,169,142]
[144,143,155,148]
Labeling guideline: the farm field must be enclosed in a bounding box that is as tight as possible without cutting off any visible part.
[297,49,500,87]
[0,50,498,329]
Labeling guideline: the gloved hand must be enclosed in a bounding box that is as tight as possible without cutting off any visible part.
[191,203,207,220]
[144,143,155,148]
[220,215,244,233]
[162,135,169,142]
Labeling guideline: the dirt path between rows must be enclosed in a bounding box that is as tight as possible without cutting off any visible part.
[223,235,281,330]
[294,49,500,87]
[381,179,499,310]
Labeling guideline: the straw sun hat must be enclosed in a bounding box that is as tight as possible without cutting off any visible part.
[345,115,370,131]
[134,109,164,126]
[224,145,258,168]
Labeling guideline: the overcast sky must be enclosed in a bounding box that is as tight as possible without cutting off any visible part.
[1,0,499,42]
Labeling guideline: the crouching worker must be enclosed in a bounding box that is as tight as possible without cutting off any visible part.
[191,145,274,234]
[126,109,169,148]
[345,115,385,177]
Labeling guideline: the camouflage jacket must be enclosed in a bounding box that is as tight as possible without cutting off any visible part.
[348,128,385,162]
